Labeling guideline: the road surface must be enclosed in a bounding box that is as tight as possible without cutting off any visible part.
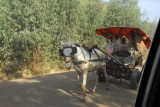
[0,71,138,107]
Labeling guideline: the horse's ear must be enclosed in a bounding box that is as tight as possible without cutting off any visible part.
[60,41,65,47]
[71,41,74,44]
[68,41,74,47]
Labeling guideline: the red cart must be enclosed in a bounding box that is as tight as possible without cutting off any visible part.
[95,27,152,89]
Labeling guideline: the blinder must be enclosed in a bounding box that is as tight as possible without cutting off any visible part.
[71,47,77,54]
[59,47,77,56]
[59,49,64,56]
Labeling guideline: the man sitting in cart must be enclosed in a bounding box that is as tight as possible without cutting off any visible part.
[106,35,118,54]
[119,37,130,51]
[112,37,132,65]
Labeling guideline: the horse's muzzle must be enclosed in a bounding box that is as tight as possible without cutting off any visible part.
[66,66,71,70]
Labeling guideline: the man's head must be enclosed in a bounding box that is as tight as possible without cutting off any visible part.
[130,30,135,39]
[121,38,126,44]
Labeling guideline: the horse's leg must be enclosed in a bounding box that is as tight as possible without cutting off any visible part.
[80,70,89,102]
[74,65,82,87]
[102,67,110,90]
[81,71,89,94]
[92,70,98,94]
[76,70,82,87]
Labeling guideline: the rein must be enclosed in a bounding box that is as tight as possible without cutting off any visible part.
[80,47,86,61]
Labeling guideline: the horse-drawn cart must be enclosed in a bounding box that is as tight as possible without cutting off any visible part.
[95,27,152,89]
[59,27,152,101]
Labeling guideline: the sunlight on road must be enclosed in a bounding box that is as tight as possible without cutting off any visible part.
[57,89,73,97]
[10,78,40,84]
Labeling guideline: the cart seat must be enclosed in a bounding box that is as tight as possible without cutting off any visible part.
[113,50,131,65]
[114,50,131,57]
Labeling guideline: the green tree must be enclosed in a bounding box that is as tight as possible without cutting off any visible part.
[104,0,141,27]
[78,0,106,46]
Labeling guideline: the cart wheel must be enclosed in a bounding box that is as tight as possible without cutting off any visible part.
[97,68,106,82]
[130,70,141,89]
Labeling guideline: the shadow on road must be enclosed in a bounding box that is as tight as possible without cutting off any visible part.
[0,71,138,107]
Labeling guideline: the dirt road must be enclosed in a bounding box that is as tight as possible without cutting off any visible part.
[0,71,138,107]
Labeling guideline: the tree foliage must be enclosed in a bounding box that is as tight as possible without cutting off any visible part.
[104,0,141,27]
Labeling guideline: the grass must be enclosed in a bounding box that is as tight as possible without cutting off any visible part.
[0,60,66,81]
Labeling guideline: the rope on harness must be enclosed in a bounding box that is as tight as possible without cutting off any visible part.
[64,58,72,63]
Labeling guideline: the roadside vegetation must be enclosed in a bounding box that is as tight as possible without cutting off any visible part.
[0,0,158,80]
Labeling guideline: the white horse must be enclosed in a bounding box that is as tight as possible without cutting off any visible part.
[60,41,109,101]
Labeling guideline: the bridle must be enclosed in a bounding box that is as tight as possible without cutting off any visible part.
[63,55,75,63]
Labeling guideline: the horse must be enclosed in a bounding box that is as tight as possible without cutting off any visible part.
[59,41,109,101]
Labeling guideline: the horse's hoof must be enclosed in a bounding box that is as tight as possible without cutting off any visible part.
[86,89,90,94]
[106,87,110,91]
[92,90,96,94]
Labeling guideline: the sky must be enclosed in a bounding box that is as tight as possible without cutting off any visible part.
[103,0,160,22]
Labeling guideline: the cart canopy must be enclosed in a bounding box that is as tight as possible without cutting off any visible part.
[95,27,152,49]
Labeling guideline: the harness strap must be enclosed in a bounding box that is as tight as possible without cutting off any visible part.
[64,58,72,63]
[93,49,100,59]
[74,61,87,65]
[88,58,106,62]
[72,46,105,65]
[80,47,86,61]
[89,52,91,60]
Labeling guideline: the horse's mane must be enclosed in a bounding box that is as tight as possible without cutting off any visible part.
[65,42,94,54]
[75,44,80,47]
[75,43,93,53]
[82,44,93,53]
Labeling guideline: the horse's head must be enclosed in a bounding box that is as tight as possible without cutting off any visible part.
[59,41,77,70]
